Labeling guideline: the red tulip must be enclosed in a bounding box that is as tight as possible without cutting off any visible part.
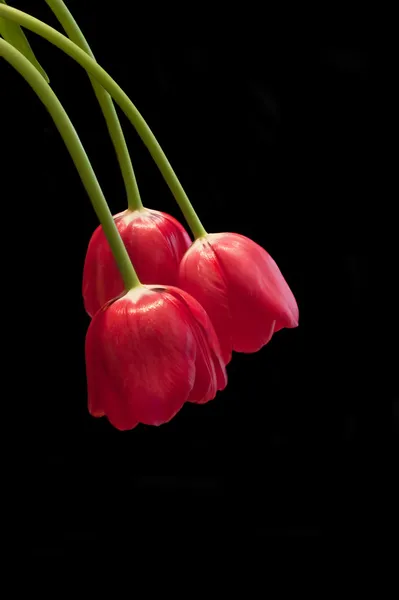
[85,284,227,430]
[82,208,191,317]
[178,232,299,364]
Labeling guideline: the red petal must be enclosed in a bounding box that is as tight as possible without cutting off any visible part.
[85,287,196,428]
[178,240,233,364]
[163,287,227,404]
[153,210,193,265]
[121,209,191,287]
[208,233,299,352]
[86,307,138,430]
[83,222,124,317]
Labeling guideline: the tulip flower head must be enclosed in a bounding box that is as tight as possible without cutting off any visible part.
[178,232,299,364]
[83,208,191,317]
[85,284,227,430]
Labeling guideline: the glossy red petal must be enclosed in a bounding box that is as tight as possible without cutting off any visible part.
[207,233,298,352]
[86,306,138,430]
[83,222,123,317]
[85,287,196,429]
[120,209,191,286]
[153,211,192,265]
[163,286,227,403]
[178,240,233,364]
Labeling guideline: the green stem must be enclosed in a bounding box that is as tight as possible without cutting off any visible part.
[0,38,140,291]
[0,4,207,239]
[45,0,142,211]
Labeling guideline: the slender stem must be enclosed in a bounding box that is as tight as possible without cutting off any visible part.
[45,0,142,211]
[0,5,207,239]
[0,38,140,291]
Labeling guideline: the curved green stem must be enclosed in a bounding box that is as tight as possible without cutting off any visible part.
[0,38,140,291]
[0,4,207,239]
[45,0,142,211]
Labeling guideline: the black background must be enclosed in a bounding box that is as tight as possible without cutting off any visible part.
[1,2,396,554]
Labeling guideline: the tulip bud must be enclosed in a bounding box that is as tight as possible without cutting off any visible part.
[83,208,192,316]
[179,232,299,363]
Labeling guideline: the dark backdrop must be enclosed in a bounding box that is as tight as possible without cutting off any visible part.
[1,2,396,554]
